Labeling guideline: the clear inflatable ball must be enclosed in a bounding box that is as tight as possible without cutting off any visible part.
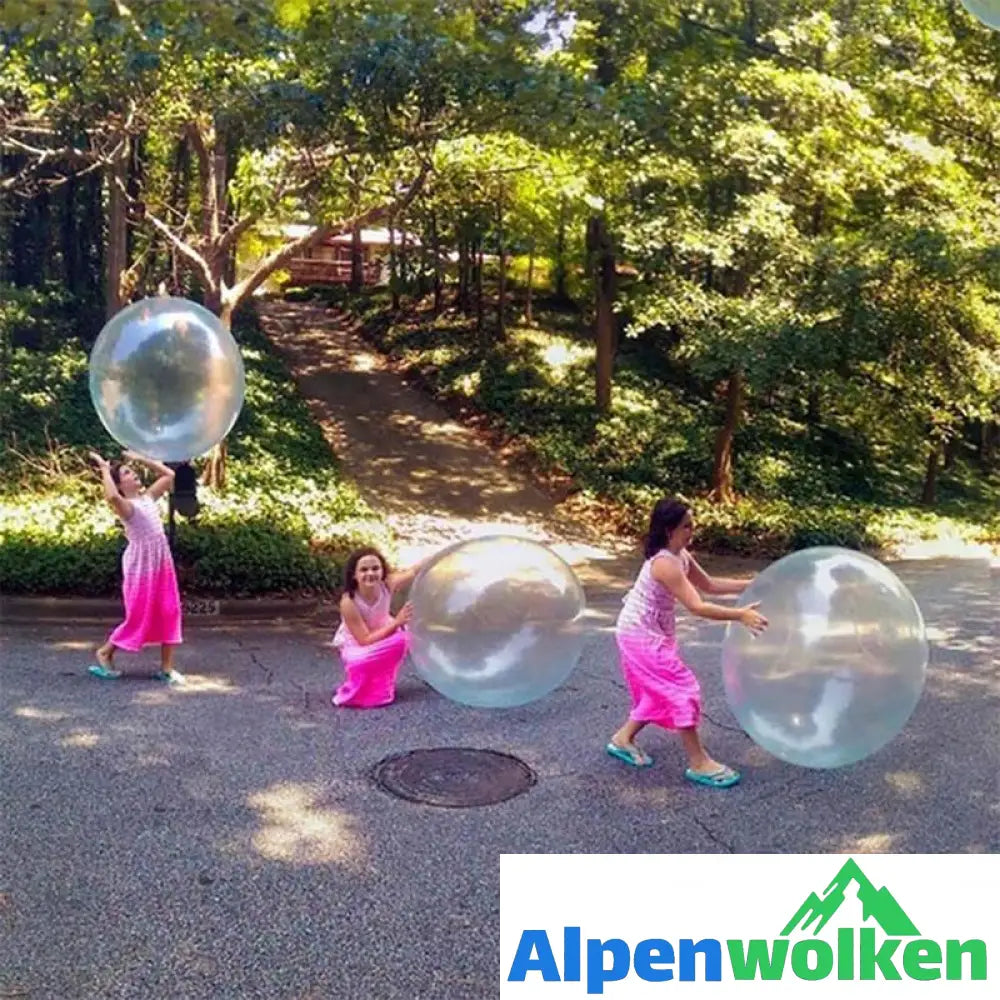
[961,1,1000,30]
[409,536,587,708]
[89,296,245,462]
[722,547,928,769]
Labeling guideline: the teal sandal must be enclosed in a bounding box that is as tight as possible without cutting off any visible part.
[684,765,741,789]
[606,742,654,768]
[88,664,122,680]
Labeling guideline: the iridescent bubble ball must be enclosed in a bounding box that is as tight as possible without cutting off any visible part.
[409,536,587,708]
[722,547,928,768]
[89,296,245,461]
[961,1,1000,30]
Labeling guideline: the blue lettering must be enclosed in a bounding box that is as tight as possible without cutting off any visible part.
[507,930,560,982]
[586,937,630,994]
[679,938,723,981]
[635,939,674,982]
[564,927,581,981]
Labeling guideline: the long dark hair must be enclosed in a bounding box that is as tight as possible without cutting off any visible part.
[643,497,690,558]
[342,546,391,597]
[109,461,124,488]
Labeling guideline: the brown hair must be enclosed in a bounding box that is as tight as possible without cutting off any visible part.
[644,497,691,558]
[342,546,391,597]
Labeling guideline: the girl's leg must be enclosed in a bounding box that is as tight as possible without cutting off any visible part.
[158,645,184,683]
[679,727,730,775]
[612,719,648,749]
[90,639,123,679]
[608,719,652,765]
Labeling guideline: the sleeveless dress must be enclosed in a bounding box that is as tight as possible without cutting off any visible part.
[615,548,700,729]
[108,494,182,651]
[331,582,410,708]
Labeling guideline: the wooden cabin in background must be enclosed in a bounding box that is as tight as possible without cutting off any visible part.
[278,224,420,287]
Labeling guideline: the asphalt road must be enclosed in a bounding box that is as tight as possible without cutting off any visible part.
[1,556,996,998]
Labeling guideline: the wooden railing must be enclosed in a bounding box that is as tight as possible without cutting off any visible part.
[285,259,382,285]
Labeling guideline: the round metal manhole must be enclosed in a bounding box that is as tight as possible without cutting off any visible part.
[372,748,537,808]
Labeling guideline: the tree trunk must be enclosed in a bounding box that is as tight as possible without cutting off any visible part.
[389,217,399,312]
[399,218,409,293]
[710,371,744,504]
[496,194,506,339]
[807,385,821,424]
[431,212,443,315]
[105,144,128,318]
[84,172,105,311]
[61,174,79,295]
[525,241,535,325]
[475,236,485,340]
[124,134,144,273]
[456,230,470,313]
[587,214,616,412]
[920,444,939,506]
[349,221,364,293]
[942,433,960,470]
[165,137,190,293]
[980,419,997,466]
[554,196,569,304]
[201,300,234,489]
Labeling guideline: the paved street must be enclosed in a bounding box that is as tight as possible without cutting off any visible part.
[2,556,996,998]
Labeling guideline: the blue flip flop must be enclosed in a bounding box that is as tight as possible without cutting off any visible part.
[684,766,741,789]
[606,742,653,768]
[88,664,122,680]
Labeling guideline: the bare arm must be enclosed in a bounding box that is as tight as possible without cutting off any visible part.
[88,452,133,521]
[339,593,413,646]
[387,558,426,594]
[123,450,175,500]
[687,554,754,597]
[651,555,767,634]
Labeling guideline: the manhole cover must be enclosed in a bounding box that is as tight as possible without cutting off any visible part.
[372,748,536,808]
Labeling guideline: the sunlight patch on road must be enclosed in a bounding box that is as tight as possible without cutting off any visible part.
[60,729,100,748]
[247,783,364,867]
[884,771,924,796]
[14,706,69,722]
[839,831,898,853]
[133,675,240,704]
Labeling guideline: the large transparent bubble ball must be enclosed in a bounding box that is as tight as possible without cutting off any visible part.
[409,536,587,708]
[722,547,928,769]
[89,296,245,462]
[961,1,1000,30]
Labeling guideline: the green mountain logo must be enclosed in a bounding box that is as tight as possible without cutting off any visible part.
[781,858,920,937]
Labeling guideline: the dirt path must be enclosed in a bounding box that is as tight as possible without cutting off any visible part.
[256,299,645,594]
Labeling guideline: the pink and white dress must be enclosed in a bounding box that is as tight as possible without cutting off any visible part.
[108,494,182,652]
[331,582,410,708]
[615,548,700,730]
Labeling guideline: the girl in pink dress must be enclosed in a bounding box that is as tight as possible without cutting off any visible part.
[88,450,183,684]
[331,547,422,708]
[607,498,768,788]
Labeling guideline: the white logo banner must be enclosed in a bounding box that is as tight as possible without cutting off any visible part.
[501,854,998,998]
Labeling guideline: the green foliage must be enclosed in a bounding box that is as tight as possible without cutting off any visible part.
[356,295,997,554]
[0,303,387,596]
